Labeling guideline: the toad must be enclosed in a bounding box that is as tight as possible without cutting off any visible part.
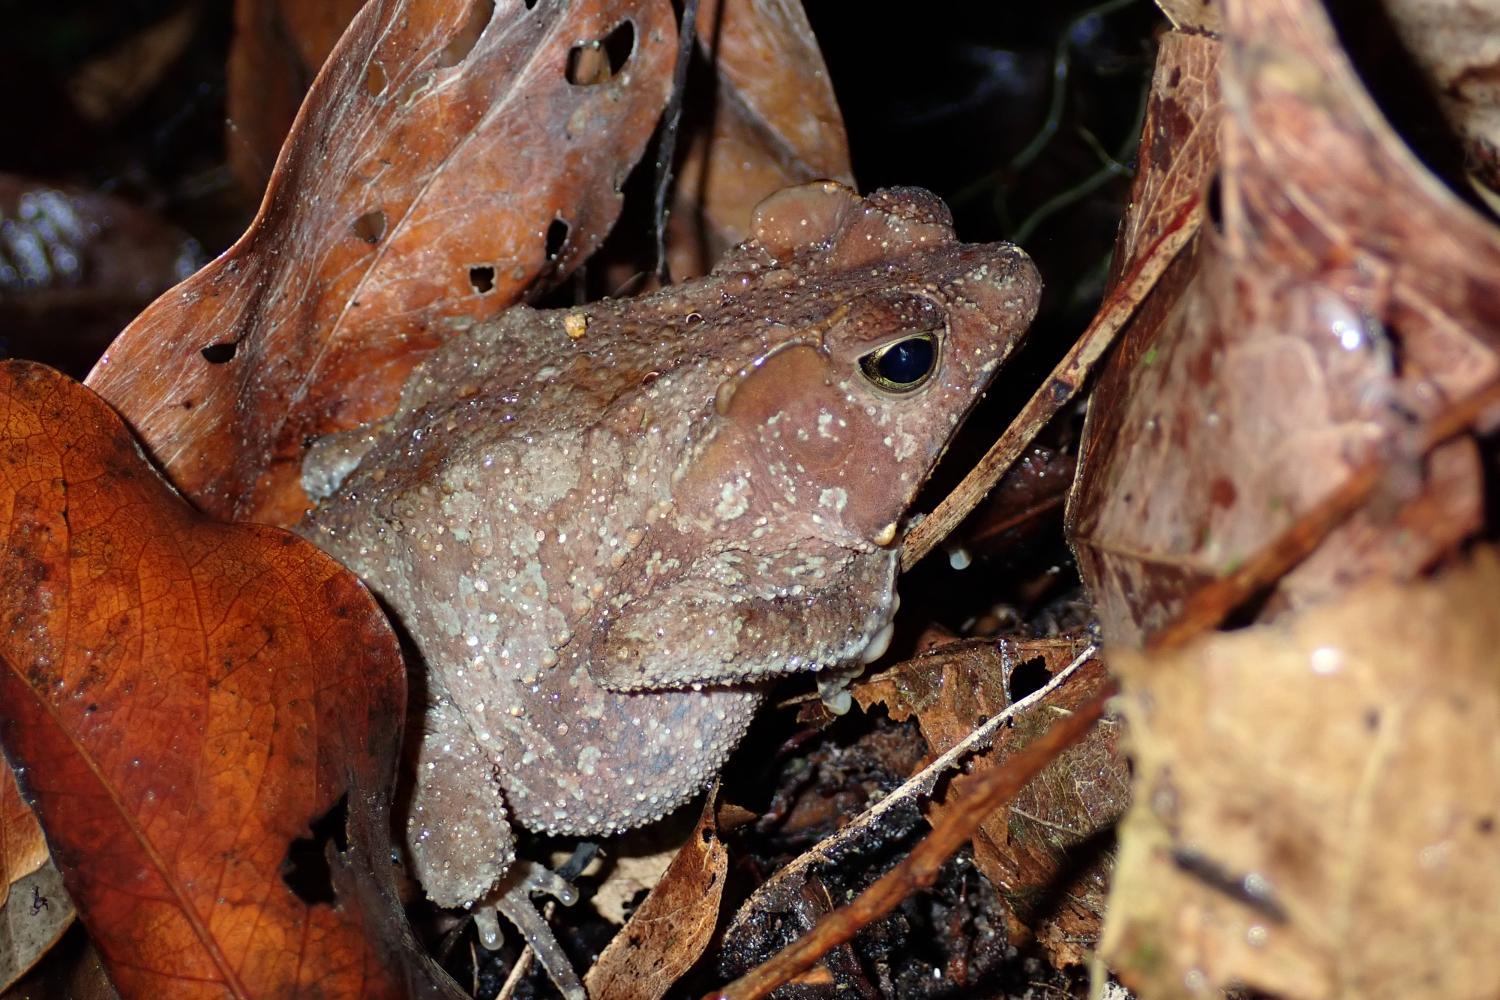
[297,181,1040,997]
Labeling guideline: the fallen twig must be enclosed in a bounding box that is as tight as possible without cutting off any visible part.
[705,675,1114,1000]
[902,197,1203,571]
[758,643,1095,889]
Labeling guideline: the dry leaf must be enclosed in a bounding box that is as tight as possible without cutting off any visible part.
[1102,547,1500,1000]
[1154,0,1221,35]
[0,758,73,992]
[714,688,1113,1000]
[227,0,368,197]
[1106,31,1222,282]
[585,792,726,1000]
[0,361,445,997]
[666,0,852,278]
[588,849,676,928]
[1071,0,1500,645]
[1383,0,1500,198]
[905,29,1221,572]
[87,0,677,527]
[855,640,1126,966]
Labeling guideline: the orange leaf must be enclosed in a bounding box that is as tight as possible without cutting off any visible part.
[0,361,434,998]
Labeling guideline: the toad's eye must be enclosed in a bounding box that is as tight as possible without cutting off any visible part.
[858,333,938,393]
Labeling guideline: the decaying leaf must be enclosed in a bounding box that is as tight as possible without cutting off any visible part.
[1071,0,1500,645]
[856,639,1126,966]
[666,0,853,278]
[1102,547,1500,1000]
[1383,0,1500,199]
[1155,0,1221,35]
[0,361,445,997]
[1106,30,1221,283]
[902,28,1220,574]
[87,0,677,527]
[588,845,677,929]
[584,791,726,1000]
[226,0,367,197]
[714,689,1113,1000]
[0,757,73,992]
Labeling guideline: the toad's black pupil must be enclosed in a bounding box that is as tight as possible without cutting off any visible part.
[877,336,935,384]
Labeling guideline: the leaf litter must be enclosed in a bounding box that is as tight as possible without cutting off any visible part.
[7,0,1500,997]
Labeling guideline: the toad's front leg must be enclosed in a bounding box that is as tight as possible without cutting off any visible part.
[405,696,584,999]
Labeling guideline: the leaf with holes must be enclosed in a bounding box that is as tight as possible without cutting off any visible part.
[583,791,727,1000]
[0,361,442,998]
[87,0,677,527]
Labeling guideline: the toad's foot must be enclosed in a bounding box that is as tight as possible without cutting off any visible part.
[474,860,583,1000]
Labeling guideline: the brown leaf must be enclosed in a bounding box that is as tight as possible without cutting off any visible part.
[1070,3,1500,645]
[1106,30,1222,283]
[855,640,1126,966]
[1154,0,1221,35]
[667,0,852,278]
[905,31,1221,573]
[226,0,367,198]
[1102,547,1500,1000]
[1,758,73,992]
[585,792,727,1000]
[0,361,446,997]
[86,0,678,527]
[713,687,1113,1000]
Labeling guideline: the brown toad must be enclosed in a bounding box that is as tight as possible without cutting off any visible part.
[297,181,1039,996]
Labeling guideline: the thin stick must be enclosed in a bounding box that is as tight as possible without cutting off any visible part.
[652,0,700,284]
[902,196,1203,572]
[1147,376,1500,652]
[706,679,1115,1000]
[759,644,1096,886]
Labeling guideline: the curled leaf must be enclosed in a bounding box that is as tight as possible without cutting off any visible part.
[0,756,73,992]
